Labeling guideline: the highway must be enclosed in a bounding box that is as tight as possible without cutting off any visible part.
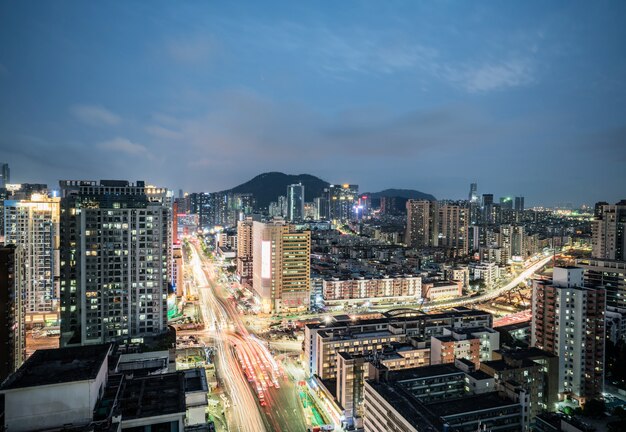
[187,239,307,432]
[423,254,554,311]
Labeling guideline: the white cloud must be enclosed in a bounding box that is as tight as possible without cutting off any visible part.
[447,59,534,93]
[97,137,151,157]
[71,104,121,126]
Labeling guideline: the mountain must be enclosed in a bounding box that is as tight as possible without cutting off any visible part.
[368,188,436,201]
[222,172,330,209]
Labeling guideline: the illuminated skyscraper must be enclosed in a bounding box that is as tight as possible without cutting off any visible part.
[328,184,358,222]
[3,194,60,325]
[468,182,478,203]
[59,180,170,346]
[287,183,305,222]
[252,220,310,313]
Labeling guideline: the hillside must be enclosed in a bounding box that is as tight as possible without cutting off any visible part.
[222,172,330,209]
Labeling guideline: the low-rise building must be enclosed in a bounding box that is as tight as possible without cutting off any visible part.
[421,280,462,301]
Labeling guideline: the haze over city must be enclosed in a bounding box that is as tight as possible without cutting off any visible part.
[1,1,625,206]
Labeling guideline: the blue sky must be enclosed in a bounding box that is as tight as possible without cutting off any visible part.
[1,1,625,206]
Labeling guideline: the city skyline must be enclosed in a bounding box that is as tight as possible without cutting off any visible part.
[1,1,625,205]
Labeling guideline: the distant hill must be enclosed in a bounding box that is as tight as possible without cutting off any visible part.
[368,188,436,201]
[222,172,330,209]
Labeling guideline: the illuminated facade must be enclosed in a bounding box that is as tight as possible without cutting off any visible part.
[531,267,605,402]
[322,275,422,305]
[3,194,60,323]
[328,184,358,222]
[286,183,304,222]
[59,180,170,346]
[252,220,310,313]
[236,217,254,284]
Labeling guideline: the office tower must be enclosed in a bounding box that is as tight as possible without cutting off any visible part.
[0,245,25,382]
[0,163,9,188]
[405,199,438,248]
[499,196,513,210]
[236,217,254,285]
[328,184,358,222]
[59,180,170,346]
[437,204,469,255]
[514,196,525,212]
[591,202,626,260]
[315,192,330,220]
[252,220,310,314]
[531,267,605,402]
[468,182,478,203]
[286,183,304,222]
[3,194,60,325]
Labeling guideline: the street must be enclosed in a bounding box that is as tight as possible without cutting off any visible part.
[188,239,308,432]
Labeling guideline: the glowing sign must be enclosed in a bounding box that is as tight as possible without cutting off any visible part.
[261,241,271,279]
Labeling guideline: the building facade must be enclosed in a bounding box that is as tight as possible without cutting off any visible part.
[3,194,60,324]
[252,220,311,313]
[59,180,170,346]
[531,267,605,403]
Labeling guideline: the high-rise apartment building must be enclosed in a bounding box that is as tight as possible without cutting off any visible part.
[582,202,626,312]
[0,245,25,382]
[328,184,358,222]
[531,267,605,403]
[405,200,438,248]
[59,180,170,346]
[252,220,310,313]
[286,183,304,222]
[3,194,60,325]
[0,163,9,188]
[591,202,626,261]
[236,217,254,285]
[514,196,525,212]
[437,204,469,255]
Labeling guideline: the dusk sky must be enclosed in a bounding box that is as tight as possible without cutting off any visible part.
[1,1,625,206]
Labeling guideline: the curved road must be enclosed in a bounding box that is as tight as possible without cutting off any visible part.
[422,254,554,311]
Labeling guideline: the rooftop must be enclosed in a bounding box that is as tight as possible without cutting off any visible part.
[1,344,111,390]
[117,372,186,420]
[426,392,519,417]
[383,363,463,382]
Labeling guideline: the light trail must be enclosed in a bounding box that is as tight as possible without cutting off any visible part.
[187,238,307,432]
